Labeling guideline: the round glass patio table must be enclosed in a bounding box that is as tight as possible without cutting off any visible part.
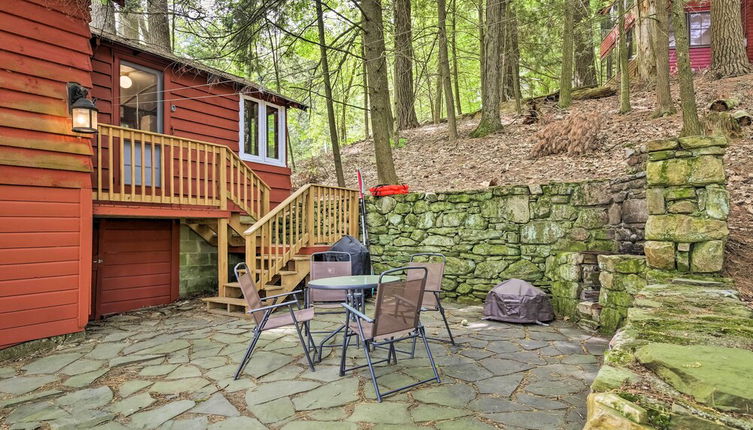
[307,275,399,362]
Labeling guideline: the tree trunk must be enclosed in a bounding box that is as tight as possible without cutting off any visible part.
[362,0,399,184]
[574,0,597,87]
[92,0,116,33]
[433,67,443,124]
[710,0,752,78]
[119,0,141,41]
[470,0,504,137]
[316,0,345,187]
[146,0,171,51]
[559,0,574,108]
[477,0,486,94]
[451,0,463,115]
[393,0,420,129]
[509,5,522,114]
[437,0,458,141]
[653,0,675,117]
[635,0,657,82]
[672,0,702,135]
[618,0,631,113]
[362,36,370,140]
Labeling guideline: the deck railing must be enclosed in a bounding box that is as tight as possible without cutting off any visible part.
[94,124,270,219]
[243,184,360,289]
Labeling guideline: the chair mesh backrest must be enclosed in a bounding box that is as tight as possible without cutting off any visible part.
[372,268,427,339]
[310,252,351,302]
[409,254,446,310]
[235,263,264,325]
[407,262,444,309]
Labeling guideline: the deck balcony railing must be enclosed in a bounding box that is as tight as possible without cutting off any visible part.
[93,124,270,219]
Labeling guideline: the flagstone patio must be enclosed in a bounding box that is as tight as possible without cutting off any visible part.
[0,300,607,429]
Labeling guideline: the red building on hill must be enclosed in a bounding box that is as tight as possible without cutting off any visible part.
[599,0,753,79]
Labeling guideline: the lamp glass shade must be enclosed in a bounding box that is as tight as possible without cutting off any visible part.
[71,97,98,133]
[120,75,133,89]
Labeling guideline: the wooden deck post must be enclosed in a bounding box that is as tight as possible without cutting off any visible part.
[217,218,228,296]
[306,187,315,246]
[219,148,228,210]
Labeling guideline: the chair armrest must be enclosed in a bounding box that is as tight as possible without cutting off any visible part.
[341,303,374,323]
[260,290,303,301]
[248,300,297,314]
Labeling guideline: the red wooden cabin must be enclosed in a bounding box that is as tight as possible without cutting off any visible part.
[1,0,358,350]
[599,0,753,79]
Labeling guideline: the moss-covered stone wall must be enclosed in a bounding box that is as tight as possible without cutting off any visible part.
[644,136,729,273]
[365,177,646,304]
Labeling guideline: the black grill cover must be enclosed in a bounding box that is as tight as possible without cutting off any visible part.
[483,279,555,324]
[329,235,371,275]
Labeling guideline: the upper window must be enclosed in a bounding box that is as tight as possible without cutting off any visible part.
[688,12,711,47]
[119,62,163,132]
[239,96,286,167]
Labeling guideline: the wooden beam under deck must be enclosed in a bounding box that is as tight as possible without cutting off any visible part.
[93,203,232,219]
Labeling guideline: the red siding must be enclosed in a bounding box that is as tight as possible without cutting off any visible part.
[94,219,178,317]
[669,46,713,71]
[90,41,293,206]
[0,0,93,349]
[0,185,91,348]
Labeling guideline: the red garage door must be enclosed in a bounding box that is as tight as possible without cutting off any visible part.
[94,219,178,318]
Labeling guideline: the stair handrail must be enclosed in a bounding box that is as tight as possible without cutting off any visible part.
[243,183,360,289]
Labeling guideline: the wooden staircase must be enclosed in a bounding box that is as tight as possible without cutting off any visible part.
[202,184,360,316]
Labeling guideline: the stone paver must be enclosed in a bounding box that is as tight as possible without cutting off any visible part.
[0,300,605,429]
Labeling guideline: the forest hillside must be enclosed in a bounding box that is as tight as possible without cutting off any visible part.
[294,74,753,296]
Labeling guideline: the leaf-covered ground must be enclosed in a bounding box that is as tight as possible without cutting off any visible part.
[293,74,753,297]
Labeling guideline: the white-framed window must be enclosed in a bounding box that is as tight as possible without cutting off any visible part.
[239,96,287,167]
[688,12,711,47]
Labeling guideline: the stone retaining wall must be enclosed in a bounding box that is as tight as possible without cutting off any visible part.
[585,136,753,429]
[365,176,647,304]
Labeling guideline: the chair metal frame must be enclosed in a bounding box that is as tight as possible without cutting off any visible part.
[409,253,455,346]
[338,267,441,402]
[233,263,316,380]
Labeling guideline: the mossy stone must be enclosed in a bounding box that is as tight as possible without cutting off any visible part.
[678,135,728,149]
[590,366,641,392]
[501,259,542,281]
[471,243,518,256]
[690,240,724,273]
[375,197,397,214]
[667,200,696,214]
[644,241,675,270]
[473,260,510,279]
[648,139,679,152]
[635,343,753,412]
[704,186,729,220]
[520,221,565,244]
[645,215,728,242]
[445,257,475,275]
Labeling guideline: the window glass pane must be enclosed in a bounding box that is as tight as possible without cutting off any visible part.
[123,141,161,186]
[120,64,161,132]
[689,12,711,46]
[266,105,280,160]
[244,100,259,156]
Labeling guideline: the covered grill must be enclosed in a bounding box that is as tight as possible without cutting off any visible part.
[483,279,554,324]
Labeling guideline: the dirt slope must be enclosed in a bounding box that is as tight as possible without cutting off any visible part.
[294,74,753,296]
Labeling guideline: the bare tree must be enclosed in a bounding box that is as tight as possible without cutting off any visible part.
[672,0,702,135]
[617,0,631,113]
[470,0,504,137]
[437,0,458,141]
[362,0,399,184]
[316,0,345,186]
[559,0,574,108]
[147,0,171,51]
[710,0,752,78]
[451,0,462,115]
[393,0,419,129]
[653,0,675,117]
[91,0,116,33]
[573,0,596,87]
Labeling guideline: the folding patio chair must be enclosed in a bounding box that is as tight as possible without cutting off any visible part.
[409,253,456,345]
[233,263,315,380]
[339,267,441,402]
[306,251,352,359]
[306,251,352,311]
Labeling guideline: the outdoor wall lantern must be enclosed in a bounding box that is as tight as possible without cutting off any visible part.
[68,82,98,134]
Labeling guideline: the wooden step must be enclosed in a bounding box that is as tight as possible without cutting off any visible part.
[202,296,246,306]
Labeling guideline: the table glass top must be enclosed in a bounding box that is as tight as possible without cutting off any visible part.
[307,275,400,289]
